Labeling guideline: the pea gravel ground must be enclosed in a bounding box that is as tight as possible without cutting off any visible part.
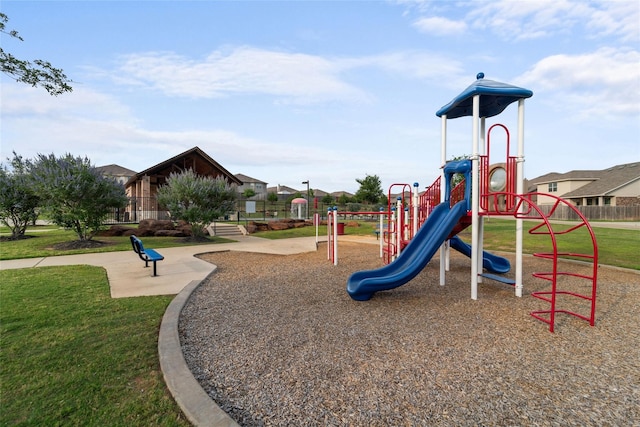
[179,241,640,426]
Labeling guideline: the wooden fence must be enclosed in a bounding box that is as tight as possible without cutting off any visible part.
[537,205,640,221]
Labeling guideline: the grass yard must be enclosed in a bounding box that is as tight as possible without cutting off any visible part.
[460,219,640,270]
[0,265,190,426]
[0,227,233,260]
[253,219,639,270]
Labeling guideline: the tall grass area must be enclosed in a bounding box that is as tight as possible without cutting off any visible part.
[0,266,190,426]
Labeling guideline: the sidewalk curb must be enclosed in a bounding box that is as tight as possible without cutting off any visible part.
[158,277,239,427]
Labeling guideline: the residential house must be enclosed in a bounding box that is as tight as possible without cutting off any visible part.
[331,191,355,202]
[311,188,329,200]
[235,174,268,200]
[529,162,640,207]
[95,164,136,186]
[267,184,301,201]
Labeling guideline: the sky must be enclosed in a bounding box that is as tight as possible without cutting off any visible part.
[1,0,639,194]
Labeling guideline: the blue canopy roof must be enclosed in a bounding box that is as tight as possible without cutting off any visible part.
[436,73,533,119]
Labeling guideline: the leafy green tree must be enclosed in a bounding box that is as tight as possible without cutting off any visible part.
[267,192,278,204]
[449,155,470,187]
[337,194,350,206]
[0,153,40,239]
[355,174,384,204]
[0,13,72,96]
[242,188,256,199]
[321,194,334,205]
[28,153,127,241]
[156,170,237,239]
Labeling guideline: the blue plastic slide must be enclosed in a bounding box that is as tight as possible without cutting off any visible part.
[347,200,468,301]
[449,235,510,274]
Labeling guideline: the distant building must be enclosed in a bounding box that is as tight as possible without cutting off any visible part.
[529,162,640,206]
[235,174,268,199]
[331,191,354,200]
[267,185,301,201]
[311,188,329,199]
[95,164,136,186]
[124,146,242,220]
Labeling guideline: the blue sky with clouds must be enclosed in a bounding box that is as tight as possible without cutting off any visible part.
[1,0,638,193]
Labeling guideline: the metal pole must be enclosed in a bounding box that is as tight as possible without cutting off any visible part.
[302,180,310,219]
[440,114,447,286]
[332,206,338,265]
[515,99,526,298]
[471,95,480,300]
[379,207,384,258]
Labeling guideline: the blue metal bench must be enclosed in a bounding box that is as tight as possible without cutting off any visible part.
[373,223,389,240]
[130,235,164,276]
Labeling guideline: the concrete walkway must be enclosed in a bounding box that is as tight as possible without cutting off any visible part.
[0,235,326,298]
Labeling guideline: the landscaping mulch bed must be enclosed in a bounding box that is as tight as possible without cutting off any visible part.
[180,242,640,426]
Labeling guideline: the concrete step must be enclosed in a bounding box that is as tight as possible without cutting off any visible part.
[207,223,244,237]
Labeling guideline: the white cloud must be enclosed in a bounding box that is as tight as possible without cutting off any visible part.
[468,0,588,41]
[408,0,639,43]
[586,1,640,43]
[0,80,331,173]
[113,46,371,104]
[103,46,468,103]
[0,84,136,123]
[349,50,466,84]
[517,47,640,118]
[412,16,467,36]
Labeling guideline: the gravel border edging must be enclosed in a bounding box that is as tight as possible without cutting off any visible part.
[158,277,239,427]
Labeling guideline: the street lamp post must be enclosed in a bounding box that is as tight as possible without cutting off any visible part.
[301,180,310,219]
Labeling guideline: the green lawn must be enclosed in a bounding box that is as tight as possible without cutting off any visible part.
[0,266,190,426]
[461,219,639,270]
[254,219,639,270]
[0,227,234,260]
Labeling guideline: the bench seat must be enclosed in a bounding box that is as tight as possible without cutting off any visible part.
[374,224,389,240]
[130,235,164,276]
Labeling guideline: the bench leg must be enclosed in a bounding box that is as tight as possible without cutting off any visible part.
[152,261,158,276]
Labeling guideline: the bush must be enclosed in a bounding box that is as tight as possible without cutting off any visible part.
[156,170,237,239]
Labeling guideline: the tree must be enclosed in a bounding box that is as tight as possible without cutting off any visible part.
[355,174,384,204]
[28,153,127,241]
[156,170,237,240]
[337,193,351,206]
[267,192,279,204]
[0,13,72,95]
[321,194,334,205]
[449,155,470,187]
[0,153,40,239]
[242,188,256,199]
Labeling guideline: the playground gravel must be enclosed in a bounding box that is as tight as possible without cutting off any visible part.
[179,241,640,426]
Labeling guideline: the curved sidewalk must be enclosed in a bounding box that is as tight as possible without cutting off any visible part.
[0,235,324,298]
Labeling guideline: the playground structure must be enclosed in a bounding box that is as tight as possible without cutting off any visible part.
[342,73,598,333]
